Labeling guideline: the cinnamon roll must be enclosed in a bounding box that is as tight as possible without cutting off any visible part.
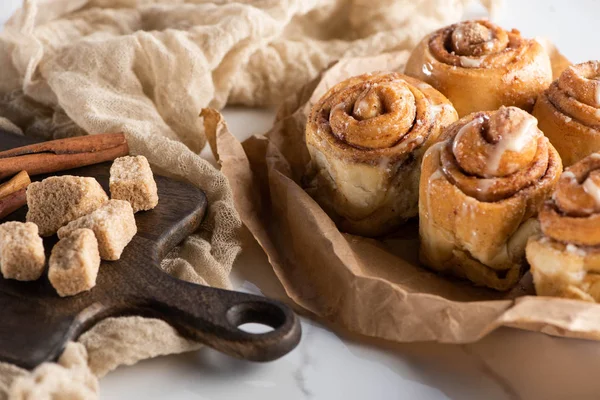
[405,20,552,117]
[305,72,458,237]
[419,107,562,290]
[532,61,600,166]
[527,153,600,302]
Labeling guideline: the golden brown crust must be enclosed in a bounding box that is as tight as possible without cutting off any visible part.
[405,20,552,117]
[527,236,600,302]
[307,72,457,165]
[440,108,556,203]
[540,153,600,246]
[528,152,600,301]
[532,61,600,166]
[419,107,562,291]
[305,72,458,236]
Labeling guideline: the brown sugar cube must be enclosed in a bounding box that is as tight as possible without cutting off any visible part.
[110,156,158,213]
[57,200,137,261]
[49,228,100,297]
[26,176,108,236]
[0,222,45,281]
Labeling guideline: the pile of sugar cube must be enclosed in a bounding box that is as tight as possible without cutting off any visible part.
[0,155,158,297]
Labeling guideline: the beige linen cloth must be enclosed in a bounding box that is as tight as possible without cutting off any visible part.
[0,0,496,397]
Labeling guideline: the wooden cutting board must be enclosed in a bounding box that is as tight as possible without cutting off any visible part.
[0,130,301,370]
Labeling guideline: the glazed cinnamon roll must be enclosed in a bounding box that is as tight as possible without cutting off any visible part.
[405,20,552,117]
[527,153,600,302]
[305,72,457,237]
[419,107,562,290]
[532,61,600,166]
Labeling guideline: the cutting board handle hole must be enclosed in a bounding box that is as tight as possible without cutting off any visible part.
[237,323,275,334]
[226,301,287,335]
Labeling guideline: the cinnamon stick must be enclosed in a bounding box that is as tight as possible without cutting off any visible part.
[0,171,31,220]
[0,133,129,180]
[0,171,30,199]
[0,189,27,220]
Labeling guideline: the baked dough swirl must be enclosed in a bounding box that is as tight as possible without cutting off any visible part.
[419,107,562,290]
[305,72,458,237]
[405,20,552,117]
[527,153,600,302]
[532,61,600,166]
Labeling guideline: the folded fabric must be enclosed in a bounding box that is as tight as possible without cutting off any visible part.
[0,0,493,150]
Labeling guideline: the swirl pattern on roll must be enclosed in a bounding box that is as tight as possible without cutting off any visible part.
[405,20,552,117]
[533,61,600,166]
[418,106,562,291]
[440,107,557,202]
[305,72,457,236]
[429,20,526,69]
[549,62,600,121]
[540,154,600,246]
[309,72,453,161]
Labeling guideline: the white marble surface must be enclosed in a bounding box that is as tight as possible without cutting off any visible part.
[2,1,600,399]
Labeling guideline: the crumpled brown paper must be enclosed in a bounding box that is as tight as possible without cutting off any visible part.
[210,46,600,345]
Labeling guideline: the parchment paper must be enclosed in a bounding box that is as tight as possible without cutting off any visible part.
[208,48,600,344]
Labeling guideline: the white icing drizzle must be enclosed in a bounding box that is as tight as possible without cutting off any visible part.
[377,156,392,173]
[404,135,425,147]
[477,178,494,194]
[420,145,457,265]
[485,117,537,176]
[422,63,433,77]
[539,236,550,245]
[459,56,484,68]
[453,29,464,43]
[452,117,484,156]
[355,98,372,117]
[562,170,577,181]
[583,177,600,208]
[428,103,452,125]
[589,153,600,161]
[429,169,444,181]
[459,197,480,241]
[430,103,452,116]
[566,243,587,257]
[424,167,443,220]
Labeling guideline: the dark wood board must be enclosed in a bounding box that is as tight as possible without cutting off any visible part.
[0,130,301,369]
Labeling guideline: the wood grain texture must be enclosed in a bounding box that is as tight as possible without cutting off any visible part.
[0,131,301,369]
